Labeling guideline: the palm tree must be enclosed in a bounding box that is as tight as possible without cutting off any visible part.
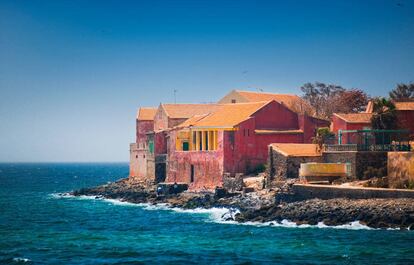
[371,97,397,130]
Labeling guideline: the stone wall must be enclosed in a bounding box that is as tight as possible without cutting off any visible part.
[267,146,322,186]
[223,173,244,192]
[323,151,387,180]
[288,184,414,201]
[388,152,414,189]
[268,148,388,186]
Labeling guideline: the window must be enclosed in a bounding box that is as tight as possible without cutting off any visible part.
[205,131,209,150]
[231,99,236,103]
[190,165,195,182]
[182,141,189,151]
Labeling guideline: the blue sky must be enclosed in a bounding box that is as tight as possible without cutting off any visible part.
[0,0,413,162]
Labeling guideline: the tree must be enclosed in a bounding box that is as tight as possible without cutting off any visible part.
[300,82,368,119]
[370,97,397,130]
[300,82,345,119]
[335,89,369,113]
[389,83,414,101]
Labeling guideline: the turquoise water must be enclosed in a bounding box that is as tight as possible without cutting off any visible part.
[1,163,413,264]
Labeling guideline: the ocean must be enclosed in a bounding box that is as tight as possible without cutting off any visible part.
[0,163,413,264]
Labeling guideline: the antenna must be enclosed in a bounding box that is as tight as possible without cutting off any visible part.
[174,89,178,104]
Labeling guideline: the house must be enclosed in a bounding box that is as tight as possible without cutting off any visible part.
[148,103,220,183]
[331,101,414,144]
[165,100,329,190]
[129,107,157,181]
[219,89,314,115]
[129,90,330,190]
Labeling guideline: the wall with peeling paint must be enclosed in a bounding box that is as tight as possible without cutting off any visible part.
[166,130,225,190]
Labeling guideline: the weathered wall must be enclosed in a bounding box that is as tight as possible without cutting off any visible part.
[154,131,167,155]
[223,101,324,175]
[396,110,414,139]
[268,148,388,184]
[267,146,323,185]
[136,120,154,146]
[166,130,225,191]
[289,184,414,201]
[322,151,387,179]
[146,154,155,182]
[388,152,414,188]
[129,143,139,178]
[254,101,299,130]
[299,115,330,143]
[153,106,169,131]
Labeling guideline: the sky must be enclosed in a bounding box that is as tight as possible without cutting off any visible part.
[0,0,413,162]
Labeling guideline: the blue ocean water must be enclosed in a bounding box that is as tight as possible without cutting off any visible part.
[0,163,413,265]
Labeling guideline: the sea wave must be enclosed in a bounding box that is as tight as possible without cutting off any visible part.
[50,193,385,230]
[12,257,32,263]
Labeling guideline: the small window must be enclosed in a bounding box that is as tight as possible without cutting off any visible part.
[136,155,138,159]
[231,99,236,103]
[190,165,195,182]
[182,141,189,151]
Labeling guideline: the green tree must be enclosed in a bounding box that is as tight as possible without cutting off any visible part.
[370,97,397,130]
[389,83,414,101]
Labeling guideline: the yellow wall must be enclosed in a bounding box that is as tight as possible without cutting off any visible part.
[176,129,219,151]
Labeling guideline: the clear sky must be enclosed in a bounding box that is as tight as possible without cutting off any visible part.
[0,0,413,162]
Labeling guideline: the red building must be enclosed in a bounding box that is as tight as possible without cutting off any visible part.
[129,90,329,190]
[166,100,329,190]
[331,101,414,143]
[129,107,157,181]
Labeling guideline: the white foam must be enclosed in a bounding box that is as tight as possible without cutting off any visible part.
[49,193,391,230]
[13,257,31,263]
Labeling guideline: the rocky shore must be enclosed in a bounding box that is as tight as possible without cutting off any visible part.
[71,178,414,230]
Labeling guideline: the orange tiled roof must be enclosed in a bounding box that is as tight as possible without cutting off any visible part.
[178,101,270,128]
[236,90,314,115]
[174,114,210,128]
[333,113,372,123]
[137,107,157,121]
[161,104,220,119]
[270,143,321,157]
[395,101,414,111]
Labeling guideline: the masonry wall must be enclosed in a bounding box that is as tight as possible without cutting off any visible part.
[322,151,387,179]
[166,130,225,191]
[267,146,323,186]
[129,143,139,178]
[388,152,414,188]
[289,184,414,201]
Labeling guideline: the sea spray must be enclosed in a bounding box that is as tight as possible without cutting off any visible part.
[51,193,378,230]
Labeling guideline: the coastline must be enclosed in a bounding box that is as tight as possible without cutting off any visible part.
[70,178,414,230]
